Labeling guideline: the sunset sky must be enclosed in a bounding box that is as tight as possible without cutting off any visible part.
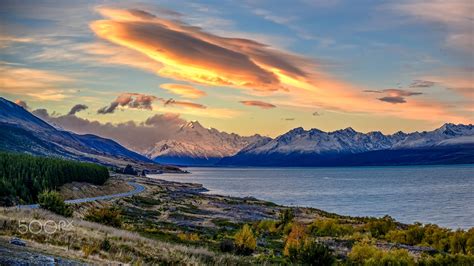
[1,0,473,137]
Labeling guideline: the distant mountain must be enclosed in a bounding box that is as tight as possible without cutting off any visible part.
[144,121,269,166]
[0,97,169,169]
[219,124,474,166]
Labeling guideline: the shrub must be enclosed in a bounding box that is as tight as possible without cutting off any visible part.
[256,220,278,234]
[385,223,473,255]
[177,232,200,242]
[309,218,353,237]
[234,224,257,255]
[284,222,308,257]
[38,190,73,217]
[277,209,294,228]
[85,207,122,227]
[363,215,396,238]
[122,164,137,175]
[348,242,415,265]
[100,237,111,251]
[219,239,235,253]
[295,241,335,265]
[418,253,474,266]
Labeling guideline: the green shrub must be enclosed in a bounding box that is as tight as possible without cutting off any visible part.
[277,209,294,228]
[85,206,122,227]
[309,218,353,237]
[348,242,415,265]
[418,253,474,266]
[100,237,111,251]
[385,223,473,255]
[219,239,235,253]
[363,215,397,238]
[234,224,257,255]
[294,241,335,266]
[38,190,73,217]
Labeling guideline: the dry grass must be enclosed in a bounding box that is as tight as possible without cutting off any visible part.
[0,208,250,265]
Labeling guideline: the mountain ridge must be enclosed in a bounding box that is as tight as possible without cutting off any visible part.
[218,123,474,166]
[0,97,172,170]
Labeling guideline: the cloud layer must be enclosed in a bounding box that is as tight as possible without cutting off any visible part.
[240,100,276,109]
[90,7,311,91]
[33,105,187,152]
[160,83,206,98]
[365,89,423,104]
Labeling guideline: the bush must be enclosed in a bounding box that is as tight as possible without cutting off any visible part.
[295,241,335,265]
[385,223,473,255]
[122,164,137,175]
[177,232,200,242]
[219,239,235,253]
[284,223,335,265]
[418,253,474,266]
[234,224,257,255]
[255,220,278,234]
[309,218,353,237]
[85,207,122,227]
[277,209,294,228]
[38,190,73,217]
[284,222,308,257]
[348,242,415,265]
[363,215,397,238]
[100,237,111,251]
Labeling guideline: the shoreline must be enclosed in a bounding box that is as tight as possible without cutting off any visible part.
[150,173,473,231]
[1,174,473,264]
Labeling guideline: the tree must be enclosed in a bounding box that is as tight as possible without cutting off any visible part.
[38,190,73,217]
[234,224,257,255]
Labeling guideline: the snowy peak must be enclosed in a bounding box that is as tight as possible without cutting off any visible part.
[233,124,474,157]
[145,121,268,163]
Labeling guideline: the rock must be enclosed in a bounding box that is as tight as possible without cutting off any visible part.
[9,237,26,246]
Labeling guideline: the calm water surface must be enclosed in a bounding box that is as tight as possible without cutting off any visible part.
[152,165,474,229]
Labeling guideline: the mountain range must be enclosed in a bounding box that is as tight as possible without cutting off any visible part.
[1,97,472,167]
[219,124,474,166]
[0,97,178,171]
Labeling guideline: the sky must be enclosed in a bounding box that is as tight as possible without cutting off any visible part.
[1,0,473,137]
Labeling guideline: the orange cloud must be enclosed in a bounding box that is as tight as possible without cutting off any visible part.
[98,93,158,114]
[0,65,73,101]
[90,7,313,91]
[89,7,472,125]
[160,83,206,98]
[240,100,276,109]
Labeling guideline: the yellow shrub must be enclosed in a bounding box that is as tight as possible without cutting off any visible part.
[178,232,200,242]
[234,224,257,255]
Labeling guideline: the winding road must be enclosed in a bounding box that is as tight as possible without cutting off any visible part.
[18,182,146,209]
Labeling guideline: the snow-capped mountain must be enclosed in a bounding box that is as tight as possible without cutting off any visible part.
[144,121,269,165]
[219,124,474,166]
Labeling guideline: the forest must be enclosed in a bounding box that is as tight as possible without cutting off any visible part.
[0,152,109,205]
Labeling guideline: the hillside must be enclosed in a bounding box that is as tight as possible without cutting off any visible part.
[0,98,178,171]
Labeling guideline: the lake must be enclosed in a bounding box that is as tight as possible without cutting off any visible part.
[152,165,474,229]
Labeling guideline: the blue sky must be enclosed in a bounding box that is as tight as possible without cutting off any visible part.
[1,0,472,136]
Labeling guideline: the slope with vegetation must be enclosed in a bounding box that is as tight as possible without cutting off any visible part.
[0,152,109,205]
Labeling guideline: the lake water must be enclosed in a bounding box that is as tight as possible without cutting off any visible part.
[152,165,474,229]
